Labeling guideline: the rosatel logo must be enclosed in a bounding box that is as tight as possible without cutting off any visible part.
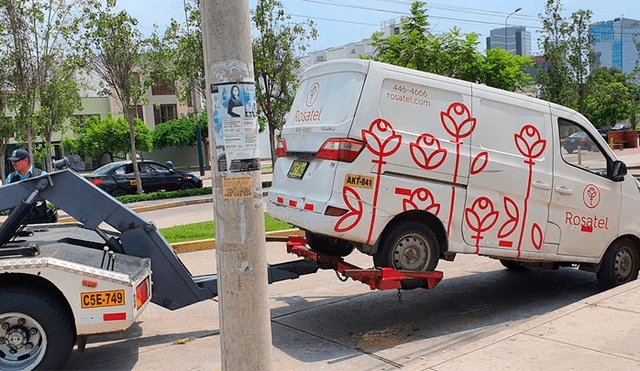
[306,82,319,107]
[583,184,600,209]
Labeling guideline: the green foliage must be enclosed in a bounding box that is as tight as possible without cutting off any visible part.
[75,1,152,194]
[64,115,151,160]
[251,0,317,165]
[0,0,86,158]
[152,112,208,150]
[480,48,533,92]
[582,67,640,127]
[536,0,597,109]
[115,186,212,204]
[368,2,532,91]
[148,0,205,107]
[159,214,294,243]
[37,60,83,170]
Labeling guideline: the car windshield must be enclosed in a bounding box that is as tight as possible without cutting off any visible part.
[90,162,123,176]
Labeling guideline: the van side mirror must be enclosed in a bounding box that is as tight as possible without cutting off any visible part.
[612,160,627,182]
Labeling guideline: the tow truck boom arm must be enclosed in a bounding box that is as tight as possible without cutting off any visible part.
[0,170,217,310]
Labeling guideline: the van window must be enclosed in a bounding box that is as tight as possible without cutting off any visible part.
[559,119,607,177]
[288,72,365,127]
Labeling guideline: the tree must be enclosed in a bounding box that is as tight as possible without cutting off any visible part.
[38,59,82,171]
[581,67,639,128]
[63,115,151,164]
[148,0,208,166]
[76,1,152,193]
[0,0,85,160]
[480,48,533,92]
[369,2,532,91]
[152,112,208,150]
[251,0,317,165]
[536,0,597,110]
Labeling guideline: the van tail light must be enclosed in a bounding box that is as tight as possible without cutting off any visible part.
[90,179,102,185]
[276,139,287,157]
[316,139,366,163]
[136,278,150,309]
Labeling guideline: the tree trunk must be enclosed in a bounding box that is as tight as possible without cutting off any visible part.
[126,109,143,194]
[269,122,277,167]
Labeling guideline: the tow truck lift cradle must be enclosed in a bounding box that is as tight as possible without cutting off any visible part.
[267,235,444,291]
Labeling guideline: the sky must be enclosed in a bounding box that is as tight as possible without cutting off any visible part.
[115,0,638,56]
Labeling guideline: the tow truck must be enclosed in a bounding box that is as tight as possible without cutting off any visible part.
[0,156,442,370]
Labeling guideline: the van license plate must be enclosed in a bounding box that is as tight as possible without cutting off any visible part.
[287,161,309,179]
[81,290,125,309]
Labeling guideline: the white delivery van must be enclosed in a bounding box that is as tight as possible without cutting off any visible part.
[267,59,639,289]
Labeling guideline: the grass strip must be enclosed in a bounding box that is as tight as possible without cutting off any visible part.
[159,213,294,244]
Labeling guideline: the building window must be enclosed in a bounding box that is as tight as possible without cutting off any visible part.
[151,72,174,96]
[154,104,177,125]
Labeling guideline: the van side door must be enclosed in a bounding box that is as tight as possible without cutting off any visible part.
[549,110,622,259]
[464,88,553,258]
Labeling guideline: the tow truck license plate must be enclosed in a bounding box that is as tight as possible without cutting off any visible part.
[287,161,309,179]
[81,290,125,309]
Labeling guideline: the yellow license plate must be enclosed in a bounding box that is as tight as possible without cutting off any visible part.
[287,161,309,179]
[81,290,126,309]
[344,174,374,189]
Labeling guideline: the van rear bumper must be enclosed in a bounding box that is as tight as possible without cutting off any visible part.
[267,194,372,243]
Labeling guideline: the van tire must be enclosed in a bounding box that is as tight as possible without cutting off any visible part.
[374,221,439,289]
[306,232,354,257]
[597,238,640,289]
[500,259,528,271]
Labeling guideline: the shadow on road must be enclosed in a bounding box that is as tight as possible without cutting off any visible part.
[270,266,603,367]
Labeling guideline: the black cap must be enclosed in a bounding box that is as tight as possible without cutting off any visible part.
[9,149,29,162]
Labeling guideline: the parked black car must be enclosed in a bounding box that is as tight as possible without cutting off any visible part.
[611,123,631,131]
[562,131,596,154]
[84,160,203,196]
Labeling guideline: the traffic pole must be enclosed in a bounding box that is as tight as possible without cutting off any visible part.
[200,1,272,370]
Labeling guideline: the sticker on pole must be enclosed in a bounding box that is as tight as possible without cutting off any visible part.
[222,176,253,199]
[211,82,260,173]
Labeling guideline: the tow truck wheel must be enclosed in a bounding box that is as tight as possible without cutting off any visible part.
[306,232,354,257]
[0,286,74,370]
[597,238,640,289]
[374,221,439,289]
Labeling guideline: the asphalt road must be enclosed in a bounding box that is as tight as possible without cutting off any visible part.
[62,237,607,370]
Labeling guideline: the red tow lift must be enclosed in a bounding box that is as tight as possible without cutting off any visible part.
[266,235,443,291]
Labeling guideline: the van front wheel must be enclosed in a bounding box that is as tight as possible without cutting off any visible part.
[374,222,439,289]
[597,238,640,289]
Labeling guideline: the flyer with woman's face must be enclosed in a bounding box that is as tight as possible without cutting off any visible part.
[211,82,260,174]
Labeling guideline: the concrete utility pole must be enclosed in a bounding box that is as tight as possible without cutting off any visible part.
[200,1,272,370]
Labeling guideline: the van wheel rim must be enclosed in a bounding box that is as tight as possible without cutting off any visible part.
[392,234,428,271]
[615,247,634,282]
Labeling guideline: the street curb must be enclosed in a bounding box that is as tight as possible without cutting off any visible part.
[58,191,270,223]
[171,228,303,254]
[58,198,214,223]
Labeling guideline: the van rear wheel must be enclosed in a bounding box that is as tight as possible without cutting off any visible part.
[305,232,354,257]
[597,238,640,289]
[374,221,439,289]
[500,259,528,271]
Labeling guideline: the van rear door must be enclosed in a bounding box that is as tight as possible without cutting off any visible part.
[269,61,368,213]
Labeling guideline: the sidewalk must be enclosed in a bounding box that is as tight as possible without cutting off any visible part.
[408,278,640,370]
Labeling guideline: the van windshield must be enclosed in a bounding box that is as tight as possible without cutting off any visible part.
[288,72,365,127]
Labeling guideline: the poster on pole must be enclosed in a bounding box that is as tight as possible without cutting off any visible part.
[211,82,260,174]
